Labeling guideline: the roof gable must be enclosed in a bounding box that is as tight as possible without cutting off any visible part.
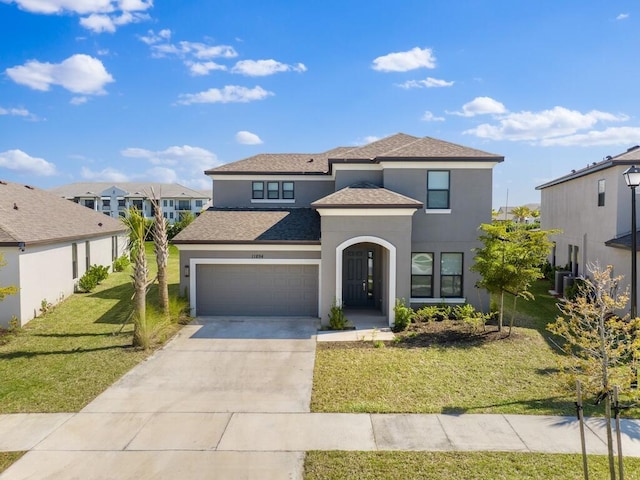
[311,182,423,208]
[0,180,126,246]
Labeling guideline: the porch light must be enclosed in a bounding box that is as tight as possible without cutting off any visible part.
[623,165,640,188]
[184,265,190,278]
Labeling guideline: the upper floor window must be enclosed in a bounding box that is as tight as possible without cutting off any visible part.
[177,200,190,211]
[283,182,294,199]
[411,253,433,298]
[102,199,110,208]
[441,253,463,297]
[252,181,264,199]
[163,199,168,207]
[427,171,450,209]
[267,182,279,199]
[131,199,143,211]
[598,179,605,207]
[195,199,203,208]
[251,181,295,201]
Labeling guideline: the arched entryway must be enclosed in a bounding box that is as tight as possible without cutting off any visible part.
[335,236,396,325]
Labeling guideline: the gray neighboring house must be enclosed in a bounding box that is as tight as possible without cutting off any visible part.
[0,180,128,328]
[49,182,211,224]
[173,133,504,325]
[536,145,640,297]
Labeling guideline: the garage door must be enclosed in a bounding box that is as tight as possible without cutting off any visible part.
[195,264,319,316]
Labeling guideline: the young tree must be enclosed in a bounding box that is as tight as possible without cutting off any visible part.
[547,264,640,480]
[471,223,556,332]
[122,207,153,348]
[147,189,169,314]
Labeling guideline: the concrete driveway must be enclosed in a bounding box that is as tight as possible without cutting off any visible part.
[1,317,318,480]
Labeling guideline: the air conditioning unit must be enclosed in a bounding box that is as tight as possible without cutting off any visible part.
[563,275,575,298]
[554,270,571,294]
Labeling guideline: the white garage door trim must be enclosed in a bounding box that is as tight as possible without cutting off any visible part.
[189,258,321,317]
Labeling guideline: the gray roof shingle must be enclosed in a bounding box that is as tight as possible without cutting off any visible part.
[311,183,423,208]
[206,133,503,175]
[0,180,127,246]
[172,208,321,244]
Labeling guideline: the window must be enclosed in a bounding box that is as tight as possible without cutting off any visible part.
[252,181,264,199]
[441,253,463,297]
[84,199,95,209]
[163,212,168,219]
[169,212,174,219]
[163,199,167,207]
[132,199,143,210]
[411,253,433,298]
[170,199,174,207]
[427,171,450,209]
[118,199,126,208]
[598,179,605,207]
[195,199,203,208]
[282,182,295,200]
[72,243,78,279]
[267,182,279,199]
[177,200,190,211]
[102,199,110,208]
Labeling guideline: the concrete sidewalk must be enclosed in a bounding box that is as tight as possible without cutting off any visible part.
[2,317,640,479]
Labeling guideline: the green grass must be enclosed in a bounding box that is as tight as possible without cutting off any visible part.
[304,451,640,479]
[0,244,183,413]
[311,280,640,416]
[0,452,24,473]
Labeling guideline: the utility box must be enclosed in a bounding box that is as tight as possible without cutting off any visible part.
[555,270,571,295]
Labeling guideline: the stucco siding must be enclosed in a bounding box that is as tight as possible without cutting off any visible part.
[212,179,335,208]
[334,169,383,189]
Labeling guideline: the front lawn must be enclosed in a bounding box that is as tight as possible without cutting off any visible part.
[0,452,24,473]
[0,244,184,413]
[311,281,640,416]
[304,451,640,480]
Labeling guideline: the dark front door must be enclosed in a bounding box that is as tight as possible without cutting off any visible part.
[344,247,374,307]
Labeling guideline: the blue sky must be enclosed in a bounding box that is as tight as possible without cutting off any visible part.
[1,1,640,207]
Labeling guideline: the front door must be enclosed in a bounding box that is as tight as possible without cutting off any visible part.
[343,247,374,307]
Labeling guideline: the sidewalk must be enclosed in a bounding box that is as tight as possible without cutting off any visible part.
[2,317,640,479]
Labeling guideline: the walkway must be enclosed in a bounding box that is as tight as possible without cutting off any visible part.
[1,317,640,479]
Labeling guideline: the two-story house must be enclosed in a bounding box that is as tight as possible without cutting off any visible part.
[173,133,504,326]
[536,146,640,298]
[49,182,211,224]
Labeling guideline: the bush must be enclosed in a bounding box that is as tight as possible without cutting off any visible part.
[328,299,348,330]
[413,305,440,323]
[112,255,130,272]
[452,304,476,320]
[393,298,413,332]
[78,264,110,293]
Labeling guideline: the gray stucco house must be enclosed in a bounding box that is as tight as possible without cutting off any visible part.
[173,133,504,325]
[537,145,640,298]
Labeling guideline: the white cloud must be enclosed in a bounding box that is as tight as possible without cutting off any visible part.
[121,145,219,187]
[3,0,153,32]
[177,85,273,105]
[231,59,307,76]
[617,13,629,20]
[6,54,114,94]
[465,106,629,142]
[139,28,171,45]
[540,127,640,147]
[372,47,436,72]
[70,96,88,105]
[81,166,130,182]
[235,131,263,145]
[186,61,227,76]
[450,96,507,117]
[0,106,30,116]
[354,136,381,145]
[421,111,445,122]
[0,149,56,176]
[396,77,454,89]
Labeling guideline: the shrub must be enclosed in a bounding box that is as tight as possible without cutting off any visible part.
[112,255,130,272]
[413,305,440,323]
[328,298,348,330]
[78,264,110,293]
[393,298,413,332]
[452,304,476,320]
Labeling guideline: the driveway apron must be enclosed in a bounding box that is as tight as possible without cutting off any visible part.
[1,317,317,480]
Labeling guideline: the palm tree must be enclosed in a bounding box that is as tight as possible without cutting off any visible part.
[122,207,152,348]
[148,189,169,314]
[510,205,531,224]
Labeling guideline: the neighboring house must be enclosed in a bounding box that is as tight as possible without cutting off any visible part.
[0,180,128,328]
[49,182,211,224]
[495,204,540,223]
[536,146,640,295]
[173,133,504,326]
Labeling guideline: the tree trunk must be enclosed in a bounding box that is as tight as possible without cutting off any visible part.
[605,394,617,480]
[132,240,149,348]
[498,290,504,331]
[149,190,169,314]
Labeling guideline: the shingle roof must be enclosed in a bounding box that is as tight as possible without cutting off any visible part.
[311,183,423,208]
[0,180,127,246]
[49,182,210,199]
[537,145,640,190]
[206,133,503,175]
[172,208,321,244]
